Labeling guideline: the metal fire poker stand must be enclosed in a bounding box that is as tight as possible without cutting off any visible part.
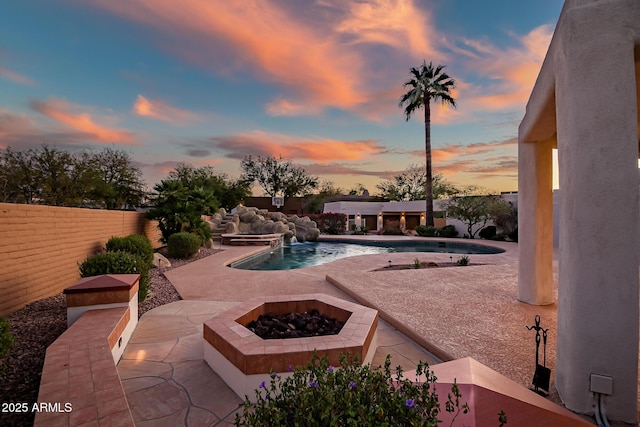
[526,314,550,395]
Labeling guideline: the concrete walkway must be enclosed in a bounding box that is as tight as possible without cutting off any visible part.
[118,239,444,426]
[115,236,606,425]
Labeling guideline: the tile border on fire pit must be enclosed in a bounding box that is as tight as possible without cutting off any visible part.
[203,293,378,399]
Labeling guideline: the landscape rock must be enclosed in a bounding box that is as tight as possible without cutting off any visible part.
[239,211,256,223]
[225,204,321,241]
[225,222,239,234]
[153,252,171,269]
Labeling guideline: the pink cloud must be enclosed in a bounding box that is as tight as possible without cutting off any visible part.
[407,138,517,162]
[405,137,517,186]
[209,130,386,162]
[133,95,200,124]
[334,0,442,60]
[0,66,33,85]
[454,25,554,112]
[0,49,34,85]
[30,98,137,145]
[76,0,446,121]
[304,162,397,180]
[84,0,365,113]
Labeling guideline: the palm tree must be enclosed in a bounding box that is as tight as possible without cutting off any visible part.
[399,61,456,227]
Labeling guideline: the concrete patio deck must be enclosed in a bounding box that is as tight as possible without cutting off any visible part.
[115,236,610,425]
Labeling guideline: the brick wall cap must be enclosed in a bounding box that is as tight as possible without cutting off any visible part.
[64,274,140,294]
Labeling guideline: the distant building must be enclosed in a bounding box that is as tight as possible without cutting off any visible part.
[324,193,518,235]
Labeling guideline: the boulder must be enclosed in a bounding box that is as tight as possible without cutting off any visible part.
[306,228,320,241]
[294,222,321,242]
[240,210,256,223]
[273,221,289,234]
[225,222,239,234]
[153,253,171,269]
[219,207,227,217]
[238,222,252,234]
[294,216,311,226]
[252,219,274,234]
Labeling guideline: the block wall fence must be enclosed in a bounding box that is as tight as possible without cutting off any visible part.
[0,203,163,315]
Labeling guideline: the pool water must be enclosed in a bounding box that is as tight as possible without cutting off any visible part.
[228,240,504,271]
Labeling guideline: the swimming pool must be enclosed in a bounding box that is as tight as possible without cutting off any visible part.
[228,239,504,271]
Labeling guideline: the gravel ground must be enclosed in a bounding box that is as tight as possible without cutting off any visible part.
[0,248,219,427]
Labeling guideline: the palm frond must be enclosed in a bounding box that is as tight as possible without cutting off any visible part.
[399,60,457,118]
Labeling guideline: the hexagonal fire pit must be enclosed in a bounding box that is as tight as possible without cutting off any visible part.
[203,293,378,400]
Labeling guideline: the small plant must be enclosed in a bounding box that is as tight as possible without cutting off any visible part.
[167,232,202,259]
[456,255,470,266]
[79,251,150,301]
[235,353,486,426]
[350,224,370,235]
[479,226,497,240]
[415,225,437,237]
[413,258,422,269]
[0,316,14,380]
[0,316,15,359]
[437,225,459,238]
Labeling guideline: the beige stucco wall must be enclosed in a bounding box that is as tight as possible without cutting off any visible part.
[519,0,640,422]
[0,203,162,315]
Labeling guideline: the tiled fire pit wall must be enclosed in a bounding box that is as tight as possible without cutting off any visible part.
[63,274,139,363]
[203,293,378,401]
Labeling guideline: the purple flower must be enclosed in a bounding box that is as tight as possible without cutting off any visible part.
[327,366,334,372]
[259,381,266,389]
[405,399,415,408]
[287,364,293,372]
[310,380,319,388]
[271,372,279,378]
[348,381,356,389]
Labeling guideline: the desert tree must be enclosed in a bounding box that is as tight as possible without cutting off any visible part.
[376,164,458,201]
[240,155,318,200]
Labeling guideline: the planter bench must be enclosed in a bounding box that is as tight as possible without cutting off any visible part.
[35,274,139,426]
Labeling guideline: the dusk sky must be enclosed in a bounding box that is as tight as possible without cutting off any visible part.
[0,0,563,195]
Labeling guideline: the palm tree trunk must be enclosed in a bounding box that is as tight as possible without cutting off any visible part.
[424,95,434,227]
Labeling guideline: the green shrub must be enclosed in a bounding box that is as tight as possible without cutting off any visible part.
[236,353,482,427]
[0,316,14,359]
[167,232,202,259]
[479,226,497,240]
[415,225,437,237]
[413,257,421,269]
[437,225,459,238]
[456,255,470,266]
[79,251,150,301]
[350,224,369,235]
[106,234,154,266]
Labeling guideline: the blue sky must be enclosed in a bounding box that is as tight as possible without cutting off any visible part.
[0,0,563,194]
